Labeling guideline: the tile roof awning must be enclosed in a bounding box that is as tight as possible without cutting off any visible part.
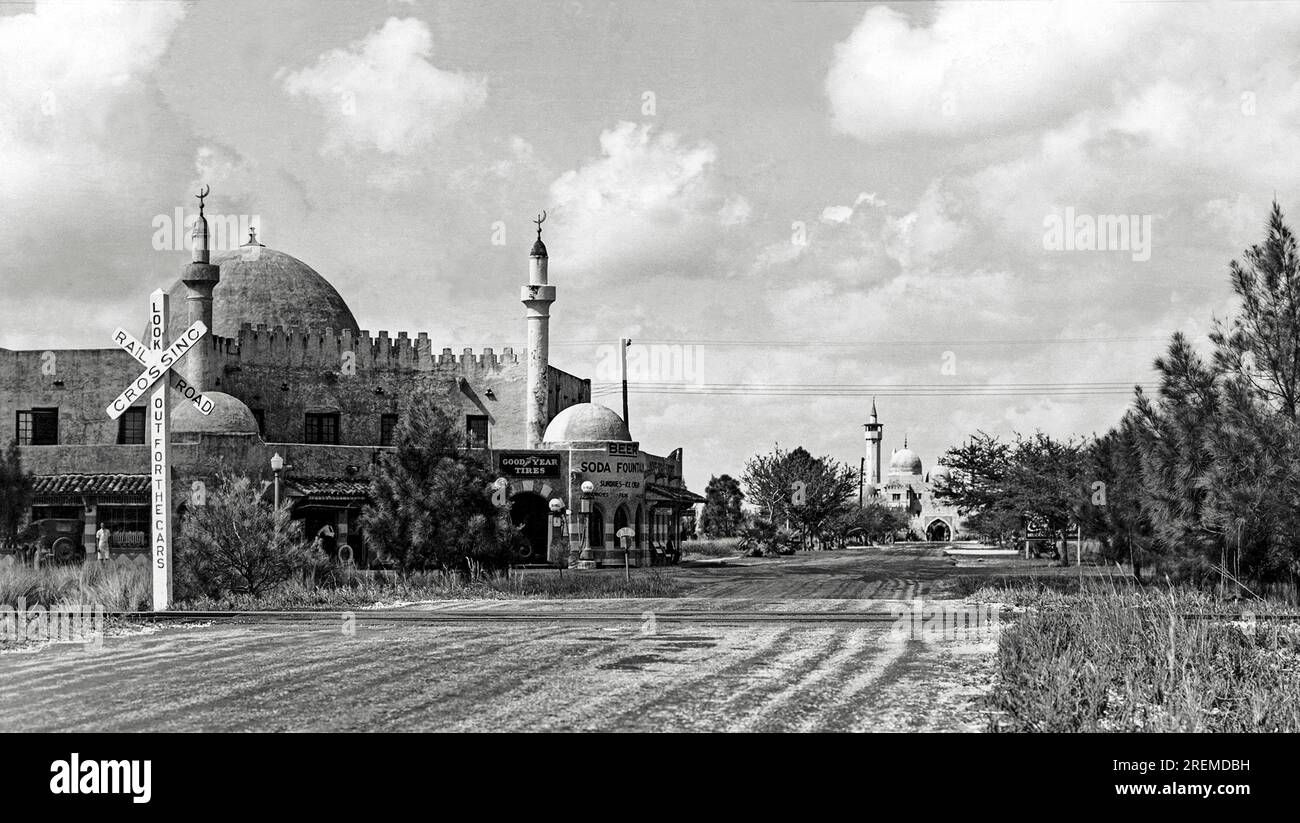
[646,482,706,506]
[32,474,150,502]
[282,477,372,506]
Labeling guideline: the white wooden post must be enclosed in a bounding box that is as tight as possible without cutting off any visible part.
[105,294,209,611]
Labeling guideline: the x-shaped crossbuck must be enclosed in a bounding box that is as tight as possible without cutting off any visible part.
[105,321,212,420]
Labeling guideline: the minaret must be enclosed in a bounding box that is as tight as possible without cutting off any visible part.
[521,211,556,449]
[863,397,883,488]
[182,185,220,391]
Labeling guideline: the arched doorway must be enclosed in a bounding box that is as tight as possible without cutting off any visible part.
[926,519,951,542]
[587,504,605,552]
[509,492,550,562]
[614,505,629,543]
[634,504,644,548]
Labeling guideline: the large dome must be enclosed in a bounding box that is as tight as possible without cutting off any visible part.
[890,447,922,476]
[543,403,632,445]
[159,242,360,339]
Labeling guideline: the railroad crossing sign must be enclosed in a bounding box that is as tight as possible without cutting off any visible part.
[104,289,208,611]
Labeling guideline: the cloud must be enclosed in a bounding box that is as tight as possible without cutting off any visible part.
[0,0,187,199]
[0,0,193,348]
[546,122,750,280]
[826,2,1164,141]
[281,17,486,155]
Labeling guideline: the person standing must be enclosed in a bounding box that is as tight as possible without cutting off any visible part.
[95,523,112,563]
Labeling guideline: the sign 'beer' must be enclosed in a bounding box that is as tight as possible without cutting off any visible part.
[105,290,208,611]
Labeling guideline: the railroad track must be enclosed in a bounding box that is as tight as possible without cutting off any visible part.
[102,609,927,625]
[96,608,1300,625]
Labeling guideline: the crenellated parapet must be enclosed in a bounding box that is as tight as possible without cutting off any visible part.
[220,324,523,374]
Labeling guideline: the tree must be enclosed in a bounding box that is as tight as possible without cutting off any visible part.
[1210,202,1300,421]
[359,391,519,572]
[934,430,1090,561]
[1128,205,1300,585]
[699,474,744,537]
[0,439,33,549]
[741,445,857,548]
[825,500,909,548]
[1078,412,1155,581]
[1002,433,1090,564]
[931,432,1013,539]
[176,474,313,597]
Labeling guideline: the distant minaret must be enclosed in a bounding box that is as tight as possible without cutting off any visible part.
[521,211,556,449]
[864,397,883,488]
[182,185,220,391]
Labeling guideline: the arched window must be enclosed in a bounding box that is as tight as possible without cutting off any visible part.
[587,504,605,550]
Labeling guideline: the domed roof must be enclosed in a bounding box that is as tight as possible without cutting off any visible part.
[173,391,259,436]
[890,447,922,475]
[159,242,360,339]
[543,403,631,445]
[929,464,952,483]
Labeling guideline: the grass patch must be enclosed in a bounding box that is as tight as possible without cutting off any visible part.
[0,563,150,612]
[682,538,742,559]
[173,567,682,610]
[1,562,681,613]
[986,585,1300,732]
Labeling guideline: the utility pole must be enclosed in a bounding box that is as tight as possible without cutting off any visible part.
[619,337,630,427]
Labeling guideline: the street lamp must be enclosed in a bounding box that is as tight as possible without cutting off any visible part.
[578,480,595,563]
[270,452,285,510]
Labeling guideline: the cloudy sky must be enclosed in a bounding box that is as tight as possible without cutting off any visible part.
[2,0,1297,493]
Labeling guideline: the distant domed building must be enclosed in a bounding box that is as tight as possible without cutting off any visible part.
[2,191,699,569]
[863,402,968,542]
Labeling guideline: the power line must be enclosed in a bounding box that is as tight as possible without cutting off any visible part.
[553,335,1168,348]
[589,381,1145,398]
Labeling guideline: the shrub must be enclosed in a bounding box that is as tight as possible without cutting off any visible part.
[175,474,314,598]
[736,518,797,557]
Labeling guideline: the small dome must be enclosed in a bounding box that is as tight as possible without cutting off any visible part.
[929,464,952,484]
[173,391,259,436]
[156,243,361,339]
[543,403,631,445]
[890,447,922,475]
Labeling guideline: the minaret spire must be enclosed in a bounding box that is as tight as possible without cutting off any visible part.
[863,397,883,490]
[530,210,548,258]
[191,184,210,264]
[522,209,556,449]
[182,184,220,392]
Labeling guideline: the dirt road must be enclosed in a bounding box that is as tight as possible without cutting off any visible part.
[0,544,1008,732]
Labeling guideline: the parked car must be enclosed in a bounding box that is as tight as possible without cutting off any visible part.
[7,518,86,567]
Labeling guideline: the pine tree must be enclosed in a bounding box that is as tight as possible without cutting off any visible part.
[359,391,518,572]
[1130,204,1300,585]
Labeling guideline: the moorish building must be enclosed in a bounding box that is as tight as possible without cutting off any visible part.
[863,400,968,541]
[0,191,700,568]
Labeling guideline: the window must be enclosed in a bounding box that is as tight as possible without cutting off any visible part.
[891,493,901,503]
[466,414,489,449]
[16,408,58,445]
[305,412,340,445]
[117,407,145,444]
[380,414,399,447]
[250,409,265,437]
